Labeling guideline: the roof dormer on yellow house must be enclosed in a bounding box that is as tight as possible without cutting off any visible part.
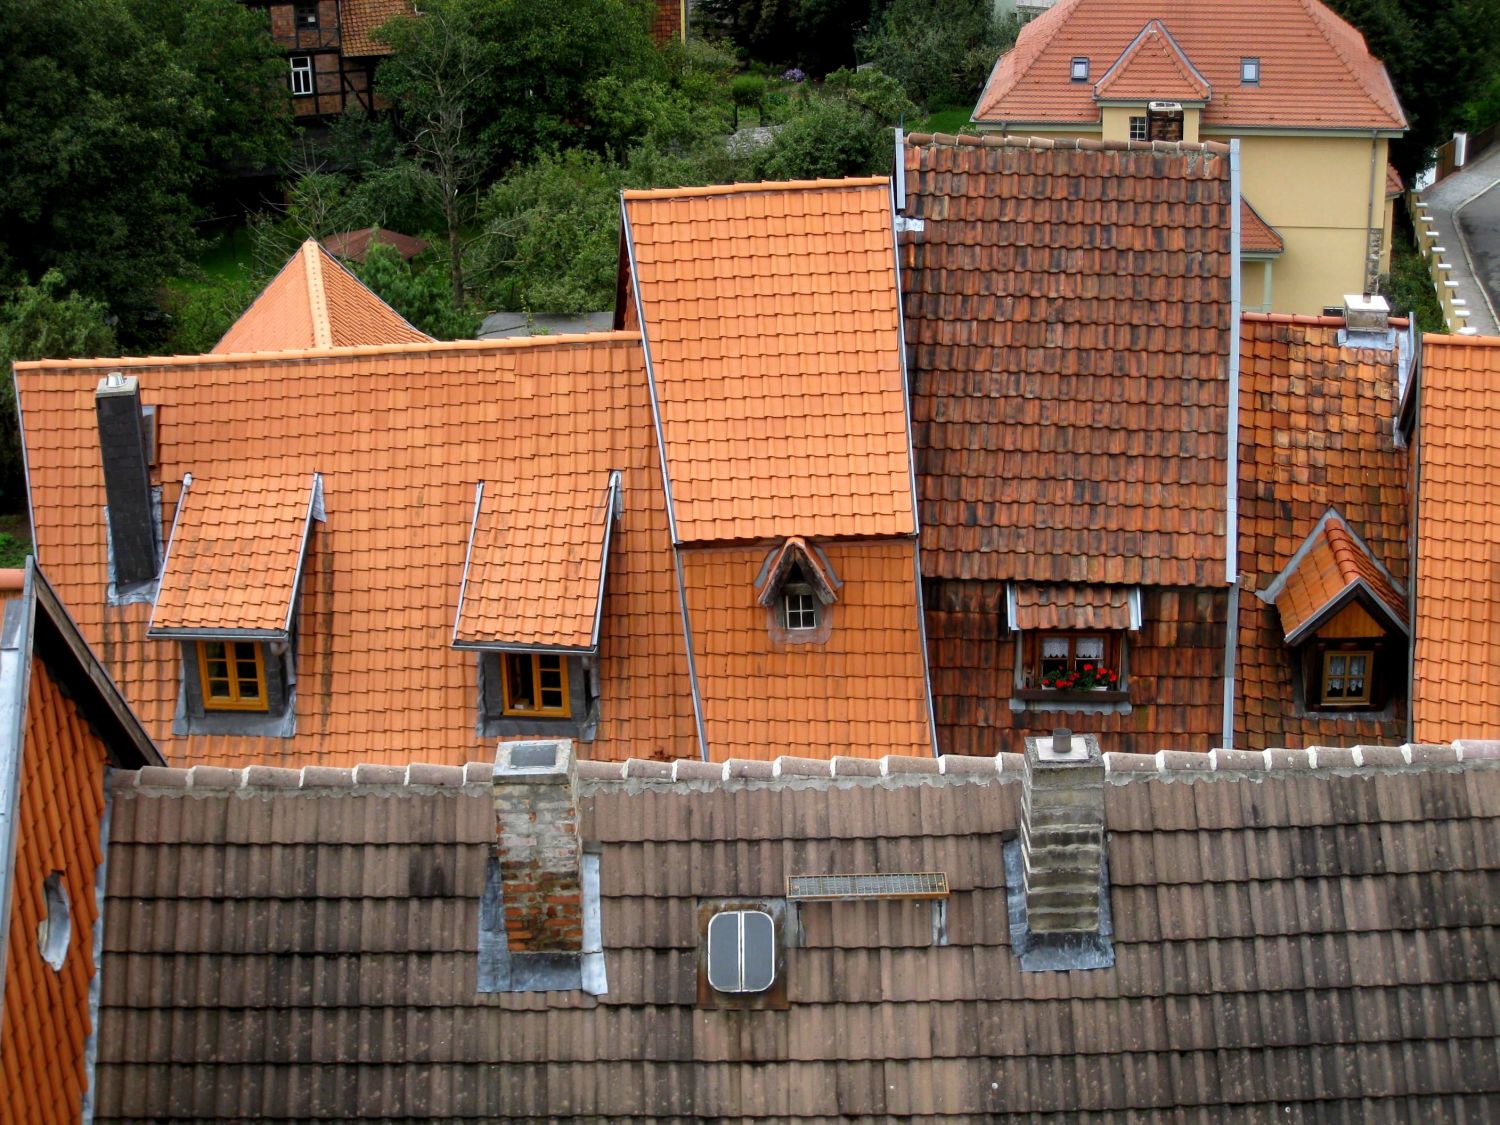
[972,0,1407,316]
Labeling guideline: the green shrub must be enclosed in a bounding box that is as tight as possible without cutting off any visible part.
[0,533,29,568]
[858,0,1016,110]
[354,243,477,339]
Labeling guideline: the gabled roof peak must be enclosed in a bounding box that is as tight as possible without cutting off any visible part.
[1093,19,1211,104]
[213,239,432,355]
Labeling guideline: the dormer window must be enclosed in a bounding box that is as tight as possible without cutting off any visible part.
[146,472,321,738]
[197,641,268,711]
[1241,57,1260,84]
[1070,57,1090,82]
[756,537,839,644]
[1261,510,1408,717]
[782,587,819,631]
[1007,584,1139,707]
[502,653,571,717]
[1321,649,1372,707]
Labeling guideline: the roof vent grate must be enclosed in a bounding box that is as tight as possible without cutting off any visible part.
[787,872,949,900]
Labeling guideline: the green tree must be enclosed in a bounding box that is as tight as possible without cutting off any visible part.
[353,242,476,340]
[1325,0,1500,179]
[753,68,916,179]
[376,0,494,306]
[0,271,118,505]
[858,0,1016,110]
[0,0,289,335]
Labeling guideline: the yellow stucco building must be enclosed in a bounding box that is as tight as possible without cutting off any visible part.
[972,1,1406,315]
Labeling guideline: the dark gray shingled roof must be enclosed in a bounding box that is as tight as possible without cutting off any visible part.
[96,744,1500,1121]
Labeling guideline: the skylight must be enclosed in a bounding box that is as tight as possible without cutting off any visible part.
[1070,57,1090,82]
[1241,57,1261,84]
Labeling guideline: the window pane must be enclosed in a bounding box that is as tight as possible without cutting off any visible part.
[506,654,535,710]
[740,911,776,991]
[706,912,742,992]
[1075,637,1104,662]
[1329,654,1347,677]
[205,678,232,700]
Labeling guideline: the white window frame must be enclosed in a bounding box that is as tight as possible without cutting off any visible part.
[706,909,776,993]
[290,55,314,97]
[1129,115,1148,141]
[782,586,819,631]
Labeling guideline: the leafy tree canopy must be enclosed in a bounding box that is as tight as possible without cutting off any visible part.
[0,270,118,504]
[0,0,290,336]
[1325,0,1500,178]
[858,0,1016,111]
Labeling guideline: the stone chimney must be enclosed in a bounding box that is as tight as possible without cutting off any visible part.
[1021,728,1106,935]
[94,373,158,586]
[492,739,583,954]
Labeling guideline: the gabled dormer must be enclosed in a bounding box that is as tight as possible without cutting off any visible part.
[1259,510,1408,713]
[755,537,840,644]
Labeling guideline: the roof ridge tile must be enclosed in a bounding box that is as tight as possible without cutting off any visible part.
[108,742,1493,797]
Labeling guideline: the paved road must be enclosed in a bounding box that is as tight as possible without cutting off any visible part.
[1423,143,1500,334]
[1458,179,1500,330]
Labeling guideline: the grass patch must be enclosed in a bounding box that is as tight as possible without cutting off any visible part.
[916,105,972,134]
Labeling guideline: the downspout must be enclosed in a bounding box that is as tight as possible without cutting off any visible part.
[1366,128,1381,290]
[1223,139,1243,748]
[886,157,940,756]
[620,197,711,761]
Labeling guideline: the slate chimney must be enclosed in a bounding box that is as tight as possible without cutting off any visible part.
[95,373,158,586]
[492,739,583,954]
[1021,729,1106,935]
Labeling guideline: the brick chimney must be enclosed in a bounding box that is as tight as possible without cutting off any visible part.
[1021,729,1106,935]
[94,373,158,586]
[492,739,583,954]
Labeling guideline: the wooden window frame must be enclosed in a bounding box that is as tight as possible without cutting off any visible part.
[295,2,320,27]
[501,652,572,718]
[196,640,268,712]
[1320,648,1374,707]
[1026,631,1120,684]
[289,55,314,96]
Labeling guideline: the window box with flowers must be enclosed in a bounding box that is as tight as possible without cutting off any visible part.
[1013,632,1129,704]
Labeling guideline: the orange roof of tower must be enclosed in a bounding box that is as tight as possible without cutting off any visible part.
[213,240,431,354]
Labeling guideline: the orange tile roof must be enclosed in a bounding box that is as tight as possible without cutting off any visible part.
[1011,583,1134,631]
[16,335,699,768]
[1414,335,1500,741]
[213,241,430,355]
[148,474,320,637]
[1236,313,1409,748]
[1386,162,1403,198]
[1241,197,1284,255]
[453,471,617,651]
[976,0,1406,132]
[340,0,412,57]
[903,134,1232,587]
[1266,512,1406,643]
[1092,20,1210,103]
[681,540,933,760]
[622,179,917,545]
